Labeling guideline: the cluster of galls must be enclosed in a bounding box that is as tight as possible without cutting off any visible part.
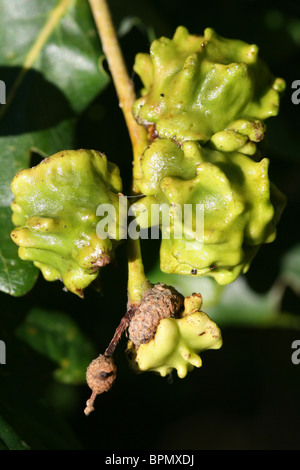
[9,27,286,293]
[10,26,286,413]
[131,26,286,285]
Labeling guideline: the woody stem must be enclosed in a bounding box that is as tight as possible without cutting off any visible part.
[88,0,150,304]
[88,0,148,189]
[104,305,137,357]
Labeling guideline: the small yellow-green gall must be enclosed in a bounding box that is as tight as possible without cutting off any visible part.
[126,293,222,378]
[10,149,124,297]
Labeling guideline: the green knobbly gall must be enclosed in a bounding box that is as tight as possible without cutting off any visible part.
[10,149,123,297]
[132,139,286,285]
[132,26,285,146]
[127,292,222,378]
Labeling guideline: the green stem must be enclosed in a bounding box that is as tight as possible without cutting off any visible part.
[88,0,150,303]
[88,0,148,191]
[127,237,151,304]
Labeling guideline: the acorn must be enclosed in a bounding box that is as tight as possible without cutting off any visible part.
[128,283,184,349]
[84,354,117,415]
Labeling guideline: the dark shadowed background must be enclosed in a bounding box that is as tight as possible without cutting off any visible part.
[0,0,299,450]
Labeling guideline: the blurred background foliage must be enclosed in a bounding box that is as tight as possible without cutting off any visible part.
[0,0,299,450]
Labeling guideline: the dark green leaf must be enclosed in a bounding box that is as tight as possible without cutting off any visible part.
[0,296,85,450]
[16,307,96,384]
[207,276,300,330]
[0,415,30,450]
[146,261,224,310]
[0,0,108,114]
[146,260,300,329]
[0,0,109,296]
[0,207,39,296]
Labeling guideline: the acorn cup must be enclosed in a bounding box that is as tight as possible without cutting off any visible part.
[128,283,184,348]
[10,149,125,297]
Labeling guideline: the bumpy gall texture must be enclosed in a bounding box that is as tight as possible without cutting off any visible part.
[130,27,286,285]
[127,292,223,378]
[10,149,124,297]
[131,139,286,285]
[132,26,285,146]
